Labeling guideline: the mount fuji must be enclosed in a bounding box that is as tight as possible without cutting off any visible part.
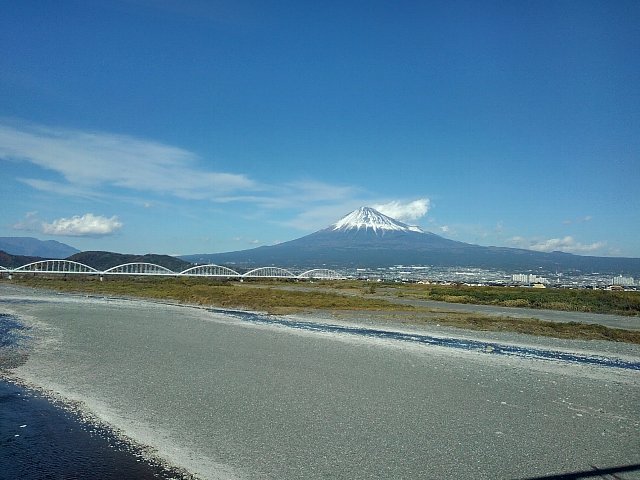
[182,207,640,274]
[331,207,425,234]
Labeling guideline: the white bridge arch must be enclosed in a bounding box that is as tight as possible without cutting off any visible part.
[298,268,343,280]
[180,264,241,277]
[243,267,296,278]
[2,260,347,281]
[12,260,99,274]
[103,263,176,275]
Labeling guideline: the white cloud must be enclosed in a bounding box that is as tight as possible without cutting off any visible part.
[19,178,101,199]
[508,235,606,254]
[226,181,362,211]
[12,211,41,232]
[42,213,123,237]
[562,215,593,226]
[0,121,255,200]
[2,121,437,237]
[282,203,359,231]
[373,199,430,223]
[286,180,361,203]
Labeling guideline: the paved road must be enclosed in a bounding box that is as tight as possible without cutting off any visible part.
[2,285,639,479]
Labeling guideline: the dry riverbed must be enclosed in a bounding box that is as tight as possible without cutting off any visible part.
[1,283,639,479]
[3,277,640,344]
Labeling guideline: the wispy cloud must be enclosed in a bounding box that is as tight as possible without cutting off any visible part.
[562,215,593,226]
[282,204,361,231]
[217,181,363,211]
[13,211,123,237]
[1,121,437,236]
[0,121,255,201]
[12,211,41,232]
[19,178,103,199]
[373,199,430,223]
[42,213,123,237]
[285,180,361,203]
[508,235,606,254]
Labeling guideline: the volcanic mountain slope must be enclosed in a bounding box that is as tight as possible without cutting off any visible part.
[0,237,79,258]
[182,207,640,274]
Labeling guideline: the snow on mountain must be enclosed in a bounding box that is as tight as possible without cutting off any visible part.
[332,207,424,234]
[181,206,640,274]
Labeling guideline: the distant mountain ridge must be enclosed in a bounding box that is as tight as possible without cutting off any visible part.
[67,251,192,271]
[182,207,640,275]
[0,237,79,258]
[0,250,191,272]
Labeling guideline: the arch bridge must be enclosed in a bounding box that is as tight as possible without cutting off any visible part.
[1,261,344,280]
[103,263,176,276]
[10,260,100,275]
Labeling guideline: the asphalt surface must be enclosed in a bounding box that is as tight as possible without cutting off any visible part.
[1,285,639,479]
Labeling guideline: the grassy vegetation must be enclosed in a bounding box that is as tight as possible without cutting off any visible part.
[3,276,640,344]
[317,281,640,316]
[429,313,640,343]
[4,276,407,314]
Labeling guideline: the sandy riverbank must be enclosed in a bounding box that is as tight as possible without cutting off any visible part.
[2,285,639,479]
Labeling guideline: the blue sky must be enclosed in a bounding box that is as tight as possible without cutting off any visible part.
[1,0,638,257]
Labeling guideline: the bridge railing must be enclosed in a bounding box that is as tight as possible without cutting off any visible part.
[103,262,176,275]
[180,264,241,277]
[2,260,348,280]
[298,268,343,280]
[243,267,296,279]
[12,260,100,274]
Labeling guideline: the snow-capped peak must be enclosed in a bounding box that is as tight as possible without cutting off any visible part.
[332,207,424,234]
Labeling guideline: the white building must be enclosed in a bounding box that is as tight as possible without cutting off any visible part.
[612,275,635,286]
[512,274,549,284]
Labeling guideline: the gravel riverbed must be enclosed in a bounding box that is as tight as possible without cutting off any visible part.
[1,284,639,479]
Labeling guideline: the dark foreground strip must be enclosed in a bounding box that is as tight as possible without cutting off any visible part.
[213,309,640,371]
[0,380,190,480]
[520,462,640,479]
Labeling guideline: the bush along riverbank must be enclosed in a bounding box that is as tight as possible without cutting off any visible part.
[3,277,640,344]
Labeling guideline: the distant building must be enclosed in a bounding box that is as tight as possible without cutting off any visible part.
[612,275,635,286]
[512,274,549,284]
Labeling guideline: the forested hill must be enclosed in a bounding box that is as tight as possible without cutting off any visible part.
[0,251,43,269]
[66,251,192,271]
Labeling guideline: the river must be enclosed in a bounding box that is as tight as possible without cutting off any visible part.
[1,284,639,479]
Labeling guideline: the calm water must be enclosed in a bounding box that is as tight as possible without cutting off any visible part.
[0,311,185,480]
[0,379,186,480]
